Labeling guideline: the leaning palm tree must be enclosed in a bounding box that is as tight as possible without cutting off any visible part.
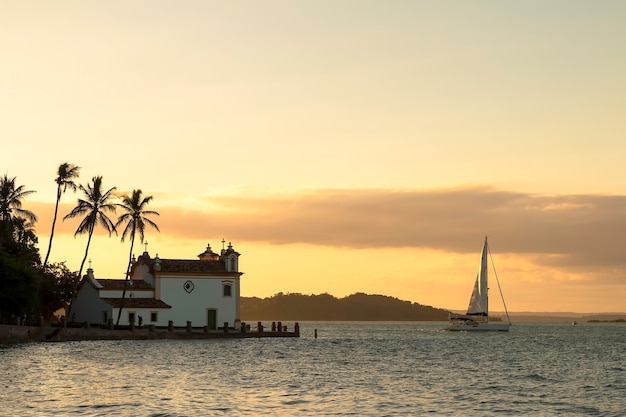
[43,162,81,268]
[63,176,117,320]
[115,189,160,325]
[0,174,37,247]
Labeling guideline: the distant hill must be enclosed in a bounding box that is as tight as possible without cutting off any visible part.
[240,292,450,321]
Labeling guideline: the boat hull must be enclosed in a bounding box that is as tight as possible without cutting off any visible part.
[447,322,511,332]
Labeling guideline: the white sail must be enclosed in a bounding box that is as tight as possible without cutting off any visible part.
[466,238,489,316]
[447,236,511,332]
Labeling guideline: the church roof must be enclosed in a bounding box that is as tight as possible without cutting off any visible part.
[151,259,229,274]
[101,298,172,309]
[97,279,153,290]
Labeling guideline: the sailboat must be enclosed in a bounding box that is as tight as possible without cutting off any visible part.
[448,236,512,332]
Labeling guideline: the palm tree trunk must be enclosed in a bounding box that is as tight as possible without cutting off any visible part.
[32,187,62,318]
[116,233,135,326]
[43,186,62,268]
[65,228,94,327]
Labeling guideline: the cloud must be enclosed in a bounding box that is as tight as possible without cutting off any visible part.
[28,186,626,275]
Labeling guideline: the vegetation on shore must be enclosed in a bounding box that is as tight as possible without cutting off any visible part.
[241,292,450,321]
[0,164,158,325]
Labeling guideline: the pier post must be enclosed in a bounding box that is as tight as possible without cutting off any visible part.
[186,321,192,332]
[241,322,246,333]
[277,321,282,333]
[271,322,276,332]
[257,322,263,333]
[168,320,173,332]
[295,322,300,337]
[223,322,229,333]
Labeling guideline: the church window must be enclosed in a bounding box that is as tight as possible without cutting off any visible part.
[128,312,136,325]
[150,312,158,322]
[223,283,232,297]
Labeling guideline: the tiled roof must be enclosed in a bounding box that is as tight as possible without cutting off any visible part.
[97,279,153,289]
[153,259,228,273]
[101,298,171,309]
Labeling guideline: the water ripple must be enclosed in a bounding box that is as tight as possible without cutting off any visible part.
[1,322,625,416]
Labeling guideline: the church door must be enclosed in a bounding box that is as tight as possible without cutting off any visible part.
[207,309,217,330]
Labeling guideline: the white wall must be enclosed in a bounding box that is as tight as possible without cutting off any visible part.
[113,308,168,326]
[156,275,239,327]
[73,284,112,324]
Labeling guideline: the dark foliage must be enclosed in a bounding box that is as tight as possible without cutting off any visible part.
[0,174,80,323]
[240,292,450,321]
[0,241,77,323]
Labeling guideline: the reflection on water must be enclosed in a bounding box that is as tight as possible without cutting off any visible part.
[1,322,625,416]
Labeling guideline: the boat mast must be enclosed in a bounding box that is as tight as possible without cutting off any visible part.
[487,240,511,324]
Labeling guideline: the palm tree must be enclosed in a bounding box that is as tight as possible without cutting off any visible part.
[43,163,81,269]
[63,176,117,320]
[0,174,37,247]
[115,189,160,325]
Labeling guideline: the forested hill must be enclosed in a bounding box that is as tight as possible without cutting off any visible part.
[240,293,450,321]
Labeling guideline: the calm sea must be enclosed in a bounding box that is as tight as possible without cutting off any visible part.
[1,322,624,416]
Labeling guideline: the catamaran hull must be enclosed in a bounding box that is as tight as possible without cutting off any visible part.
[447,322,511,332]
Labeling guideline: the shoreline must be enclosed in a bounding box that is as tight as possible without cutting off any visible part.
[0,323,300,345]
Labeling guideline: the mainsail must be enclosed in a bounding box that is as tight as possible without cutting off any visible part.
[465,237,489,316]
[447,236,511,331]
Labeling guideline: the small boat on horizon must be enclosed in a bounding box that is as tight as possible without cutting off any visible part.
[448,236,512,332]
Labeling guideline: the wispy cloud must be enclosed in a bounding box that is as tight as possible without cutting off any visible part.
[30,186,626,275]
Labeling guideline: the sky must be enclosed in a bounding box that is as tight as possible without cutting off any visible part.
[2,1,626,313]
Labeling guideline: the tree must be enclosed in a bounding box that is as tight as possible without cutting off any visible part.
[38,262,80,320]
[114,189,160,325]
[0,174,37,248]
[43,162,80,268]
[63,176,117,320]
[11,217,40,265]
[0,174,39,321]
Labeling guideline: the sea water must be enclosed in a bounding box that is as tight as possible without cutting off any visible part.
[1,322,624,416]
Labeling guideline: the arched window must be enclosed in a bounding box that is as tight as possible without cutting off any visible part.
[223,283,232,297]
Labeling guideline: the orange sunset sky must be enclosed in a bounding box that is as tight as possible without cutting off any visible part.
[2,1,626,313]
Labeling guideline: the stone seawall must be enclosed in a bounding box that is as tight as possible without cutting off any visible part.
[0,324,50,344]
[1,324,299,344]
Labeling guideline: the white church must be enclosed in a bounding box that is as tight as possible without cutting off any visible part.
[71,241,242,329]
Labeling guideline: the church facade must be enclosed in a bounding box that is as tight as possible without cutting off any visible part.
[71,242,243,329]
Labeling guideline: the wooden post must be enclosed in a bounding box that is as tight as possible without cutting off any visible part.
[314,329,317,338]
[257,322,263,333]
[223,322,229,333]
[186,321,192,332]
[295,322,300,337]
[168,320,173,332]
